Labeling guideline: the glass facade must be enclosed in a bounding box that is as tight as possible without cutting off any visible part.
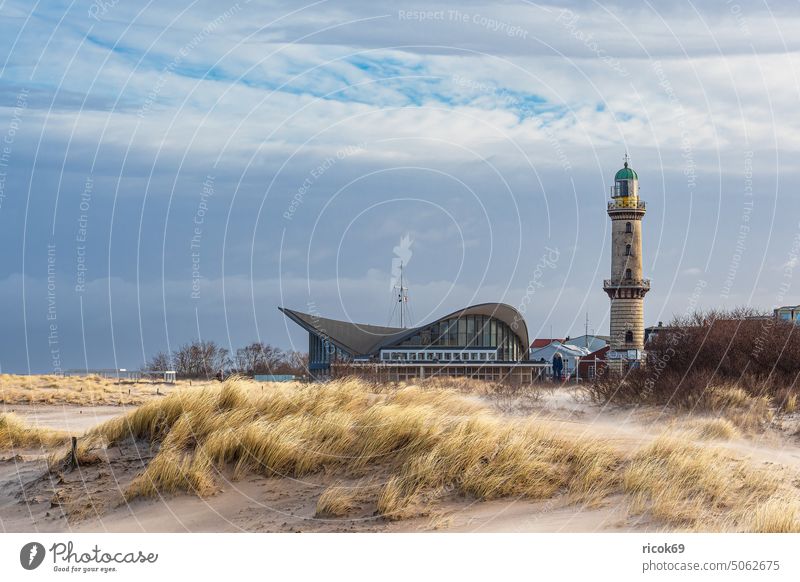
[396,314,525,361]
[309,333,349,368]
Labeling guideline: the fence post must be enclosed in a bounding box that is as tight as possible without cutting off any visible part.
[70,436,78,470]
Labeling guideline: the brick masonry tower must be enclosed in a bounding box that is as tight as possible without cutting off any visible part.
[603,154,650,366]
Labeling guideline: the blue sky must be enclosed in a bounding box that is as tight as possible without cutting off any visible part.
[1,0,799,372]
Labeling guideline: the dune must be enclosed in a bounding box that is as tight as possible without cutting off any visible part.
[1,376,800,533]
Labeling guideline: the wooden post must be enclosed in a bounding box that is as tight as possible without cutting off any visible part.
[70,437,78,470]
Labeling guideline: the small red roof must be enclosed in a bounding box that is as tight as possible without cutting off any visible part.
[530,338,565,349]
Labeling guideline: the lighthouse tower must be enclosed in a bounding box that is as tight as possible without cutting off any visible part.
[603,154,650,366]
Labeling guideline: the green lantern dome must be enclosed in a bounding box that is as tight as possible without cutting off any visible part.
[615,161,638,181]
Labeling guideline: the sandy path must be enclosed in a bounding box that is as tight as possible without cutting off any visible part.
[430,495,639,533]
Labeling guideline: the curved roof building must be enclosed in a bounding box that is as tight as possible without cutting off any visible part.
[280,302,544,383]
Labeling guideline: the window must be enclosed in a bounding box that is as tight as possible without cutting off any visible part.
[448,320,458,346]
[401,334,421,347]
[625,244,631,256]
[625,222,632,233]
[625,330,634,343]
[625,268,632,280]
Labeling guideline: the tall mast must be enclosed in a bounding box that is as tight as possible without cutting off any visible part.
[396,261,409,328]
[585,313,589,347]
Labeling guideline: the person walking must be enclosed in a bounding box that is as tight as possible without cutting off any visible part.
[552,352,563,382]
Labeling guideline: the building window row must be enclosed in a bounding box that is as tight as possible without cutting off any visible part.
[381,349,499,362]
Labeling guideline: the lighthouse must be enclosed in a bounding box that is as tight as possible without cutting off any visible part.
[603,154,650,367]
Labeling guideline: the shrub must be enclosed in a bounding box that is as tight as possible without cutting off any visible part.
[586,308,800,410]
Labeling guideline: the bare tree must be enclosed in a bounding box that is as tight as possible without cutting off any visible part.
[173,340,231,378]
[145,351,172,371]
[148,339,305,379]
[282,351,309,375]
[235,342,286,375]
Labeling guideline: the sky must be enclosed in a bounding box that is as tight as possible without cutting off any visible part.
[0,0,799,373]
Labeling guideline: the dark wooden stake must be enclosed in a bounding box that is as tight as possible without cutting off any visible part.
[70,437,78,470]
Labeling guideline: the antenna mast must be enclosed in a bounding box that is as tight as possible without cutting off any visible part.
[396,261,409,328]
[585,313,589,347]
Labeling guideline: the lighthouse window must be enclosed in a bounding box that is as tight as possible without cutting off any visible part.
[617,180,629,197]
[625,331,634,343]
[625,244,631,256]
[626,222,632,233]
[625,268,632,279]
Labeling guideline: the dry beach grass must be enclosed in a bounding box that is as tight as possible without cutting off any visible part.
[0,412,70,449]
[54,377,798,531]
[2,375,800,532]
[0,373,196,406]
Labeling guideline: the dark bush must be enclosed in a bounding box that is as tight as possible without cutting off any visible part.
[587,308,800,407]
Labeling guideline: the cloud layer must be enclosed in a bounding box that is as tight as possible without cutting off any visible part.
[0,0,797,372]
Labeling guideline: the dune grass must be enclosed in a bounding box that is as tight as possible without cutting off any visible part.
[744,497,800,533]
[315,484,358,518]
[81,377,798,531]
[683,417,740,440]
[783,395,797,414]
[91,378,623,512]
[0,373,195,406]
[623,435,779,528]
[0,413,70,450]
[690,385,774,433]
